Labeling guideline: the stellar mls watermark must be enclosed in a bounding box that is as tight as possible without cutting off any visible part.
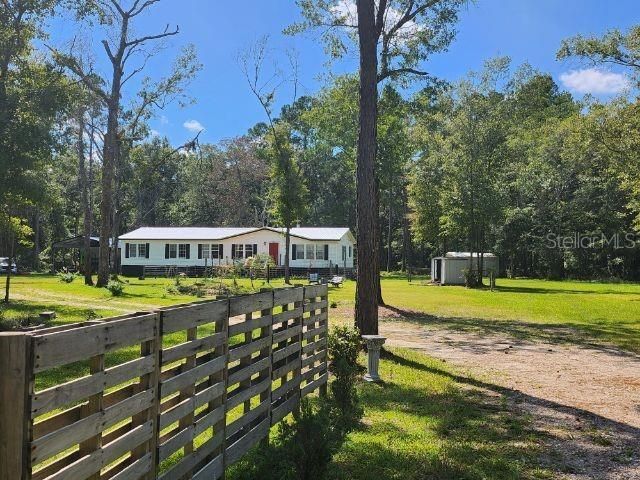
[545,232,639,250]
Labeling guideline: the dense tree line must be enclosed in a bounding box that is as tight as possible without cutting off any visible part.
[2,0,640,311]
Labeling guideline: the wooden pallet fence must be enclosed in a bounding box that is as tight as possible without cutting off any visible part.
[0,285,328,480]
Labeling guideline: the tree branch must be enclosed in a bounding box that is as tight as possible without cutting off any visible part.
[125,24,179,48]
[378,67,429,82]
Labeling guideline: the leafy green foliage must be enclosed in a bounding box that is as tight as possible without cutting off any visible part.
[58,272,76,283]
[106,280,124,296]
[328,325,364,434]
[558,25,640,87]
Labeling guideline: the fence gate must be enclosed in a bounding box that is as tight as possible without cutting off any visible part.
[0,285,328,480]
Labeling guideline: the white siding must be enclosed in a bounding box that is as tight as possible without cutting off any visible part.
[121,229,355,269]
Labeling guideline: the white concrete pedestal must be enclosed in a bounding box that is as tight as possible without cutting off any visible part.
[362,335,386,382]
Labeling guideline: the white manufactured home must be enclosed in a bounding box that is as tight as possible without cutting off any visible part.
[119,226,355,276]
[431,252,499,285]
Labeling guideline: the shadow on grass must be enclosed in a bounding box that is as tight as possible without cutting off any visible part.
[326,350,545,479]
[1,300,111,323]
[493,285,640,296]
[324,349,640,480]
[382,305,640,356]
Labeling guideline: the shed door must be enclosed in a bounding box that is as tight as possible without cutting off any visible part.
[268,243,279,265]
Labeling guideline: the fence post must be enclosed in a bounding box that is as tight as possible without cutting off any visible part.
[0,333,33,480]
[212,299,229,479]
[259,288,274,446]
[319,285,329,398]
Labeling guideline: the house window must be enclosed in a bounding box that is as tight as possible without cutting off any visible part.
[294,244,304,260]
[306,244,315,260]
[316,245,325,260]
[201,244,222,259]
[234,244,244,259]
[348,246,352,258]
[129,244,138,258]
[167,244,177,259]
[342,246,347,262]
[245,244,256,258]
[138,243,147,258]
[178,244,189,259]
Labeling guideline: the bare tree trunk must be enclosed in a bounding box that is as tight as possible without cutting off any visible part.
[401,188,411,272]
[4,230,14,303]
[284,225,291,284]
[78,110,93,285]
[355,0,380,335]
[97,102,118,286]
[386,190,392,272]
[33,208,40,271]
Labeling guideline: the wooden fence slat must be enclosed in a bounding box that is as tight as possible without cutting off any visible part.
[161,301,228,334]
[32,355,155,418]
[108,452,153,480]
[303,325,328,341]
[46,421,153,480]
[161,333,226,364]
[304,299,328,312]
[226,377,271,412]
[302,337,327,355]
[271,393,300,425]
[160,356,225,397]
[303,284,325,299]
[31,389,155,464]
[228,315,272,337]
[227,356,270,386]
[228,291,273,317]
[271,358,299,380]
[225,417,270,465]
[273,287,303,305]
[157,431,223,480]
[33,314,156,373]
[0,333,32,480]
[227,336,271,362]
[272,324,302,344]
[271,306,303,325]
[301,373,329,397]
[225,399,269,438]
[303,311,328,327]
[272,342,300,363]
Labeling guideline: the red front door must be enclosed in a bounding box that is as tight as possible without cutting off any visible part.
[268,243,279,265]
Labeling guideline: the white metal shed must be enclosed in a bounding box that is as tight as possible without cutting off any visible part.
[431,252,499,285]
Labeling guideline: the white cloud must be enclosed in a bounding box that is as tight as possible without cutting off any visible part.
[559,68,630,95]
[159,115,169,125]
[183,119,205,133]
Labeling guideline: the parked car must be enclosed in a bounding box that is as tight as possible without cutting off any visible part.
[0,257,17,274]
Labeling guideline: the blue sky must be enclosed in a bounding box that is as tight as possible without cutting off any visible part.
[50,0,639,145]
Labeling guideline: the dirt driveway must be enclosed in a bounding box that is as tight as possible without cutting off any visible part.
[370,307,640,479]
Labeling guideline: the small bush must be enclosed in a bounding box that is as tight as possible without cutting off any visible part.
[328,325,364,435]
[0,312,46,331]
[106,280,124,296]
[330,301,338,308]
[58,272,75,283]
[241,399,334,480]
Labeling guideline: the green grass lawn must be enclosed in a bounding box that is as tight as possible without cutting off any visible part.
[331,275,640,353]
[230,347,551,480]
[330,348,551,479]
[3,273,640,351]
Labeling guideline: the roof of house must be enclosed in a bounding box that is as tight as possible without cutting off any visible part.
[119,226,353,242]
[443,252,497,258]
